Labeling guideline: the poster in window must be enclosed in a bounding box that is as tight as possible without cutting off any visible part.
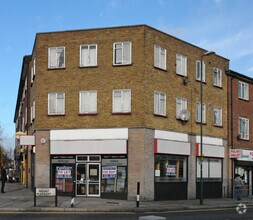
[56,166,72,178]
[167,164,176,176]
[102,166,117,179]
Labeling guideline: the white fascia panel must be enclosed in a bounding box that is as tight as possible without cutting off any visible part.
[155,130,188,142]
[157,139,190,155]
[50,140,127,155]
[50,128,128,141]
[197,144,225,158]
[196,136,223,146]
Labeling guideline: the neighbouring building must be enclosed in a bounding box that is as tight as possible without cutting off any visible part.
[227,70,253,198]
[14,25,229,201]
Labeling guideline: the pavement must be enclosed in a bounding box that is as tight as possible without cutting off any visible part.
[0,182,252,213]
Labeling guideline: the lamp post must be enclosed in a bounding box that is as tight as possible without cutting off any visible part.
[200,51,215,205]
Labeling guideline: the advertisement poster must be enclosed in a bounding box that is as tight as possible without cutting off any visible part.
[167,164,176,176]
[102,166,117,179]
[56,166,72,178]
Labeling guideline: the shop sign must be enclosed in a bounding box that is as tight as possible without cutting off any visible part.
[102,158,127,166]
[166,165,176,176]
[102,166,117,179]
[36,188,56,197]
[230,149,242,158]
[56,166,72,178]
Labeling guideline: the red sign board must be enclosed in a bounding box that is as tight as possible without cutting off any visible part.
[229,149,242,158]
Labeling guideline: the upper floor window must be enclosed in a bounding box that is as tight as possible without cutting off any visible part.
[154,91,166,116]
[213,68,222,87]
[238,81,249,100]
[30,100,35,123]
[113,42,131,65]
[196,60,205,82]
[80,44,97,67]
[213,107,222,126]
[176,54,187,76]
[48,47,65,69]
[31,59,36,84]
[239,117,249,140]
[196,102,206,123]
[48,92,65,115]
[154,45,166,70]
[79,90,97,114]
[112,89,131,113]
[176,97,187,119]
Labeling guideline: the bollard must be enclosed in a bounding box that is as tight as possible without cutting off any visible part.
[71,197,75,207]
[136,182,140,208]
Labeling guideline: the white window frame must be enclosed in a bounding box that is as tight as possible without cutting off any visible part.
[176,54,187,76]
[30,99,35,123]
[48,92,65,115]
[213,67,222,87]
[112,89,131,113]
[196,60,206,82]
[239,117,249,140]
[154,91,166,116]
[79,90,97,114]
[196,102,206,123]
[48,46,65,68]
[113,42,132,65]
[31,58,36,84]
[154,45,166,70]
[176,97,188,118]
[213,107,222,126]
[238,81,249,100]
[80,44,97,67]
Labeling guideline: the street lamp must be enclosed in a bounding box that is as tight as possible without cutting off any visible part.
[200,51,215,205]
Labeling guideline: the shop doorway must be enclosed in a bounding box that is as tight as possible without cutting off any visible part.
[76,163,100,197]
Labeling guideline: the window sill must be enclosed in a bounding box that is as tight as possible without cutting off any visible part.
[79,65,98,68]
[213,85,223,89]
[154,66,167,72]
[112,63,133,67]
[47,114,65,116]
[214,124,223,128]
[196,121,207,125]
[238,97,249,102]
[79,113,98,116]
[196,79,206,84]
[112,112,132,115]
[47,67,66,70]
[154,114,167,118]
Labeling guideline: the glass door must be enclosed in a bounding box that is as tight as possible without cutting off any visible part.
[87,163,100,197]
[76,163,86,196]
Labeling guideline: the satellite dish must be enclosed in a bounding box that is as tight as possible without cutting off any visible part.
[179,109,190,121]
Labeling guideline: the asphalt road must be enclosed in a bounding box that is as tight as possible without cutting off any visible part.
[0,207,253,220]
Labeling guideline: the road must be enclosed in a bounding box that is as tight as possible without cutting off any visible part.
[0,208,252,220]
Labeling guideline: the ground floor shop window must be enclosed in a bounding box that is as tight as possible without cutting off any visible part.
[197,158,222,181]
[101,155,127,199]
[51,155,75,195]
[155,155,187,182]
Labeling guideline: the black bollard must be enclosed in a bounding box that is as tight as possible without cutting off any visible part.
[136,182,140,207]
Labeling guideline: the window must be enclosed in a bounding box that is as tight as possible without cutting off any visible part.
[176,54,187,76]
[239,117,249,140]
[213,67,222,87]
[196,60,205,82]
[176,97,187,118]
[48,92,65,115]
[155,155,187,182]
[196,102,206,123]
[154,91,166,116]
[30,100,35,123]
[112,89,131,113]
[238,81,249,100]
[48,47,65,68]
[197,158,222,181]
[154,45,166,70]
[113,42,131,65]
[80,44,97,67]
[31,59,36,84]
[213,107,222,126]
[79,91,97,114]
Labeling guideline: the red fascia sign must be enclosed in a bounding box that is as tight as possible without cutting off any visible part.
[229,149,242,158]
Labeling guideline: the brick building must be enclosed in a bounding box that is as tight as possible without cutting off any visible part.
[227,70,253,197]
[14,25,229,200]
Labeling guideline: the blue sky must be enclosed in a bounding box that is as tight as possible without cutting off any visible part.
[1,0,253,147]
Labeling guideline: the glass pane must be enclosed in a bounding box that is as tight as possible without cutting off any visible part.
[89,164,99,181]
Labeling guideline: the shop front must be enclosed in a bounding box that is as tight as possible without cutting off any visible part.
[50,128,128,198]
[196,142,225,199]
[154,130,190,200]
[231,149,253,197]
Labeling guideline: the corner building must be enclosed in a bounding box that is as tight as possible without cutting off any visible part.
[14,25,229,200]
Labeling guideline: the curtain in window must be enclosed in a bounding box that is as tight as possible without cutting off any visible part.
[160,48,166,69]
[123,43,130,64]
[89,45,97,66]
[113,90,131,112]
[113,90,122,112]
[154,46,160,67]
[50,48,57,67]
[115,43,123,64]
[176,98,187,118]
[196,103,206,123]
[57,93,65,114]
[214,108,222,125]
[196,61,205,81]
[80,91,97,113]
[57,48,64,67]
[49,93,57,114]
[81,46,89,66]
